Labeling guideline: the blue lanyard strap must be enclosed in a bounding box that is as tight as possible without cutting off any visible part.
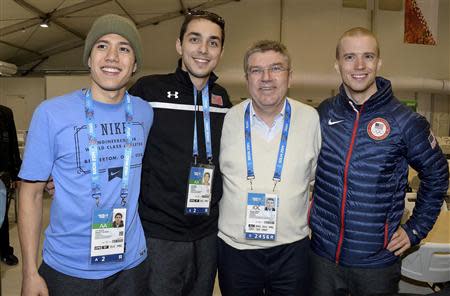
[244,104,255,183]
[244,100,291,191]
[85,89,134,206]
[192,85,213,163]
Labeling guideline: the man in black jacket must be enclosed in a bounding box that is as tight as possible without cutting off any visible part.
[129,10,232,296]
[0,105,21,266]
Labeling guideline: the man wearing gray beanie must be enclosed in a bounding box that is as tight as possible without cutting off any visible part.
[19,14,152,296]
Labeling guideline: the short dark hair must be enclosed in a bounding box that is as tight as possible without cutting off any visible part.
[115,213,123,218]
[179,10,225,47]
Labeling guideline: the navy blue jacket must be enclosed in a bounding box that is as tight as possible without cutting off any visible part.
[310,77,448,268]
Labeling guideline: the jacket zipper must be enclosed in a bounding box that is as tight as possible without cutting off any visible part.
[335,103,364,264]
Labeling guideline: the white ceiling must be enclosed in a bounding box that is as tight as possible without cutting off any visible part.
[0,0,239,72]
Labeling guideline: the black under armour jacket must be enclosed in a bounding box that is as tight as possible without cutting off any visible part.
[129,63,232,241]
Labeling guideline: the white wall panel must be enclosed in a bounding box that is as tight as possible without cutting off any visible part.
[0,77,44,130]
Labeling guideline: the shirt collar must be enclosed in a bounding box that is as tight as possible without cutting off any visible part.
[175,59,218,88]
[249,98,287,128]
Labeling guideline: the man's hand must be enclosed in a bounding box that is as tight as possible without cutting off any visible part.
[11,181,21,190]
[386,227,411,256]
[44,177,54,196]
[21,273,49,296]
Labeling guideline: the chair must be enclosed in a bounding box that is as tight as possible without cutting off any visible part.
[402,243,450,289]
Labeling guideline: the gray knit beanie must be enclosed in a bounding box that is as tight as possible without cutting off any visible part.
[83,14,143,71]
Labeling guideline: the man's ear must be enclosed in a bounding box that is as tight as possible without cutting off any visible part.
[287,70,292,88]
[220,45,225,58]
[132,62,137,73]
[377,58,382,71]
[334,61,340,75]
[176,38,182,55]
[88,57,92,68]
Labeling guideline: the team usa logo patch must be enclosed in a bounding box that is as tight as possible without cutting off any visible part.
[367,118,390,140]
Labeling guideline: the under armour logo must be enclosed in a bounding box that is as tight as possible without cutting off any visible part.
[167,91,179,99]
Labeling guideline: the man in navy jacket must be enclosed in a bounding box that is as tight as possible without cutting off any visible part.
[309,27,448,296]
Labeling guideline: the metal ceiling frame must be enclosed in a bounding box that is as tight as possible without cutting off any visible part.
[14,0,86,39]
[2,0,238,70]
[0,0,112,37]
[1,0,113,64]
[0,39,41,55]
[114,0,137,24]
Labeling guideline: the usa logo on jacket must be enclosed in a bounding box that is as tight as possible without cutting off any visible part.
[367,117,390,140]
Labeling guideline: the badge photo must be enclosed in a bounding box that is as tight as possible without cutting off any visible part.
[367,118,390,141]
[245,192,278,241]
[185,164,215,215]
[90,208,126,264]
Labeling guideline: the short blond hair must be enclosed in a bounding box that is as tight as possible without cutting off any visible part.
[336,27,380,59]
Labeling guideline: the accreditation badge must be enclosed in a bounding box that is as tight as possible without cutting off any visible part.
[185,164,215,215]
[245,192,278,241]
[90,208,126,264]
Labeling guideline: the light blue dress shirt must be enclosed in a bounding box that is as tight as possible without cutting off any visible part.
[250,100,286,142]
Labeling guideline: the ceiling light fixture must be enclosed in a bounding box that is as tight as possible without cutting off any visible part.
[40,19,50,28]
